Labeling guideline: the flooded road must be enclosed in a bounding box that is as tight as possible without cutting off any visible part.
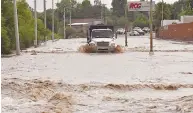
[2,35,193,113]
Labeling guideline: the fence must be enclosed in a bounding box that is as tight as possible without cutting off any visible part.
[157,22,193,41]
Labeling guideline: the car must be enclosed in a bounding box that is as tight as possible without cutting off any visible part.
[116,28,125,34]
[142,27,150,33]
[134,29,145,35]
[87,25,117,52]
[133,27,141,30]
[129,31,140,36]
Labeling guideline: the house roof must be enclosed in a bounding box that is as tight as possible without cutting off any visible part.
[68,23,89,26]
[71,18,102,23]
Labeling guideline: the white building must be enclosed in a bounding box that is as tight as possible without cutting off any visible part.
[161,15,193,26]
[181,16,193,23]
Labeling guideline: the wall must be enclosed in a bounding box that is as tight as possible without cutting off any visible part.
[157,22,193,41]
[161,20,181,26]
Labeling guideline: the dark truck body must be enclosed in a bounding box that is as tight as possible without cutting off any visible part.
[87,25,114,43]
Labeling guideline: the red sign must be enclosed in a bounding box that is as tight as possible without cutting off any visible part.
[129,3,142,9]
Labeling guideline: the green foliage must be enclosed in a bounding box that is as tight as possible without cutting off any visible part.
[1,0,54,54]
[153,2,172,27]
[179,9,193,16]
[178,0,193,16]
[133,14,149,28]
[106,17,113,25]
[1,17,11,54]
[65,27,76,39]
[117,17,128,26]
[1,0,15,50]
[69,32,86,38]
[111,0,127,17]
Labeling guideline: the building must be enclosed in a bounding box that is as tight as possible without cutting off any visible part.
[181,16,193,23]
[68,23,89,34]
[161,15,193,26]
[71,18,103,25]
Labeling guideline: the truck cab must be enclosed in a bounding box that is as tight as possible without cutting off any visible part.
[87,25,117,52]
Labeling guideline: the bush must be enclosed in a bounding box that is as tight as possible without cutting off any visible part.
[68,32,86,38]
[65,27,76,39]
[1,28,11,54]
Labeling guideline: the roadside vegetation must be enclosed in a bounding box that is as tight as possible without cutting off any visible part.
[1,0,193,54]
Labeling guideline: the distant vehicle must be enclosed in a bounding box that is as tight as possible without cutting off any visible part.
[142,27,150,33]
[116,28,125,34]
[87,25,117,52]
[129,31,140,36]
[134,29,145,35]
[133,27,141,30]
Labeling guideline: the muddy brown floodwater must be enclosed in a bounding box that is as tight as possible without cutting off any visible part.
[78,44,125,53]
[1,36,193,113]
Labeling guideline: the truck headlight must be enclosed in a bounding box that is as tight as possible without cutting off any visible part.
[90,42,95,46]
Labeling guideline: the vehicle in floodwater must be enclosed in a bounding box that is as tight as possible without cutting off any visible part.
[87,25,117,52]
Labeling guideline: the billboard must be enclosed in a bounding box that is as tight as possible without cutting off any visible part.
[128,1,155,11]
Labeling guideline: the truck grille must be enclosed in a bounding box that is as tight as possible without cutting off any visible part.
[97,42,109,46]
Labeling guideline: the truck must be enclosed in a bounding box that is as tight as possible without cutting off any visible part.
[87,25,117,52]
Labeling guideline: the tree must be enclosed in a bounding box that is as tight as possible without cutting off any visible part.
[179,0,193,16]
[153,2,172,27]
[56,0,77,20]
[111,0,127,17]
[1,0,15,49]
[106,17,113,25]
[82,0,91,7]
[94,0,101,6]
[1,17,11,54]
[117,16,128,26]
[1,0,54,54]
[133,14,149,28]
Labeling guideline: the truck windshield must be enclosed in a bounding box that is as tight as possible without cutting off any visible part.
[92,30,113,38]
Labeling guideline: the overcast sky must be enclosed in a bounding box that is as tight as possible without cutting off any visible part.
[26,0,179,12]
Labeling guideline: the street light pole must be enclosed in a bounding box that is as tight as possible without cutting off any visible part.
[52,0,55,41]
[34,0,38,47]
[149,0,153,52]
[14,0,20,55]
[161,0,164,27]
[44,0,47,43]
[103,4,106,24]
[70,0,72,27]
[161,0,164,39]
[64,8,66,39]
[125,1,128,47]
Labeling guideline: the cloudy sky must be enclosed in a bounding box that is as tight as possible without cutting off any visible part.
[26,0,179,12]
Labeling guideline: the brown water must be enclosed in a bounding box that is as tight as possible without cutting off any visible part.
[2,36,193,113]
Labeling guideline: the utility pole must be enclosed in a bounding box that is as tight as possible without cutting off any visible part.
[52,0,55,41]
[70,0,72,27]
[161,0,164,27]
[64,8,66,39]
[57,0,59,33]
[103,4,106,24]
[149,0,153,52]
[161,0,164,39]
[14,0,20,55]
[34,0,38,47]
[44,0,47,43]
[100,0,103,23]
[125,2,128,47]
